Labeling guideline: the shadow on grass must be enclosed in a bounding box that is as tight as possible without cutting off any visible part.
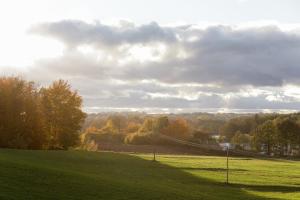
[244,156,300,163]
[231,158,253,160]
[231,183,300,193]
[0,149,295,200]
[157,166,248,172]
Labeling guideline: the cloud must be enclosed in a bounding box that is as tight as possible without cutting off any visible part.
[122,25,300,87]
[30,20,177,49]
[30,20,300,87]
[19,20,300,112]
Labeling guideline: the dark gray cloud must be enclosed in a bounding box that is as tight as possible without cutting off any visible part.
[122,26,300,87]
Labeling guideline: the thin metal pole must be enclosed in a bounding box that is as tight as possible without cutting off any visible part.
[226,146,229,184]
[152,119,156,162]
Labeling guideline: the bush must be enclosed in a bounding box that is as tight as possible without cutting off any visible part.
[125,132,160,145]
[124,132,175,145]
[125,132,151,145]
[83,132,125,144]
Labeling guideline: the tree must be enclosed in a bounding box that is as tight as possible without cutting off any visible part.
[154,116,169,134]
[125,122,141,134]
[253,120,276,155]
[138,118,154,133]
[161,118,190,139]
[0,77,46,149]
[101,115,125,134]
[220,117,253,140]
[274,117,299,155]
[231,131,251,150]
[40,80,86,149]
[220,114,278,141]
[193,130,210,144]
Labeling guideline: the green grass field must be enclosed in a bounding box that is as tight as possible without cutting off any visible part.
[0,149,299,200]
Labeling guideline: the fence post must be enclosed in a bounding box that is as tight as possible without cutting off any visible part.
[153,148,156,161]
[226,146,229,184]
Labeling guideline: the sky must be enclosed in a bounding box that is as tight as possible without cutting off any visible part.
[1,0,300,113]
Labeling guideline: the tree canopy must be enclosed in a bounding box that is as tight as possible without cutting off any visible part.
[0,77,86,150]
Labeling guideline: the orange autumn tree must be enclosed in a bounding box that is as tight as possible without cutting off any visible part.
[40,80,86,149]
[161,118,190,139]
[0,77,46,149]
[0,77,86,150]
[125,122,141,134]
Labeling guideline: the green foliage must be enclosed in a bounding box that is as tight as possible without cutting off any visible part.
[196,119,225,134]
[191,130,217,144]
[220,116,256,139]
[231,131,252,150]
[274,117,300,145]
[253,120,276,154]
[231,131,251,144]
[220,114,279,140]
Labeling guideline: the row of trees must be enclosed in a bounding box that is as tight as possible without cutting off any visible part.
[82,113,300,156]
[253,117,300,155]
[82,115,192,147]
[0,77,86,149]
[221,114,300,155]
[81,114,223,152]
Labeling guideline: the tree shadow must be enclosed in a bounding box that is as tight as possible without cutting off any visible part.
[231,158,253,160]
[102,152,287,200]
[155,166,248,172]
[244,156,300,163]
[230,183,300,193]
[0,150,296,200]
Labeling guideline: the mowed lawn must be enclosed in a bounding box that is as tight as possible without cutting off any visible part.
[0,149,299,200]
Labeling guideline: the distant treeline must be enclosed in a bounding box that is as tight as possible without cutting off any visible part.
[0,77,86,149]
[82,115,192,150]
[220,113,300,155]
[82,112,300,156]
[81,113,244,149]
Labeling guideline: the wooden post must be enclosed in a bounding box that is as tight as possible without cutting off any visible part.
[226,146,229,184]
[153,148,156,161]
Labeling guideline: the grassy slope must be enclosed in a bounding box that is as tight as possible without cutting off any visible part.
[0,150,299,200]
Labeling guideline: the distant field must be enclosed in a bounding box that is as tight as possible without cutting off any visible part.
[0,149,299,200]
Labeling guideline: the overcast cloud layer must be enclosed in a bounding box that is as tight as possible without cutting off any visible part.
[6,20,300,113]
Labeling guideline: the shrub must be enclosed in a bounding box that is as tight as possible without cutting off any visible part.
[82,132,125,144]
